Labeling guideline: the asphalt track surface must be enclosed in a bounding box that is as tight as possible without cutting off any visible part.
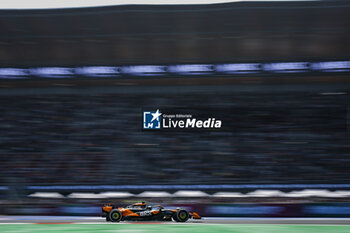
[0,216,350,225]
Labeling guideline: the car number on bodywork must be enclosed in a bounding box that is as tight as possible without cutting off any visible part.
[139,211,153,216]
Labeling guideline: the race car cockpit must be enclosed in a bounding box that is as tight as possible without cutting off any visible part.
[126,202,147,211]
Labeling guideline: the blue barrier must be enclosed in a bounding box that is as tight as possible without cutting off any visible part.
[27,184,350,190]
[1,61,350,79]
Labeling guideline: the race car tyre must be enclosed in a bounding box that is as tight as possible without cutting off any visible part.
[109,209,123,222]
[171,214,178,222]
[175,209,189,222]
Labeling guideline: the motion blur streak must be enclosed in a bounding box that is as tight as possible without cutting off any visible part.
[0,0,287,10]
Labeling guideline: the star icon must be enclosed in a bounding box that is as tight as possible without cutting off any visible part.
[151,109,162,122]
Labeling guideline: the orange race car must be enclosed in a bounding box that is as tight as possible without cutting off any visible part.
[102,202,201,222]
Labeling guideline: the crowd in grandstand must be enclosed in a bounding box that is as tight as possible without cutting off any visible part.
[0,92,348,186]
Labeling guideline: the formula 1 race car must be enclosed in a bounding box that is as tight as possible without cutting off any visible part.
[102,202,201,222]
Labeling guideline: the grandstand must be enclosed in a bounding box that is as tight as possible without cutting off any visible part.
[0,92,348,189]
